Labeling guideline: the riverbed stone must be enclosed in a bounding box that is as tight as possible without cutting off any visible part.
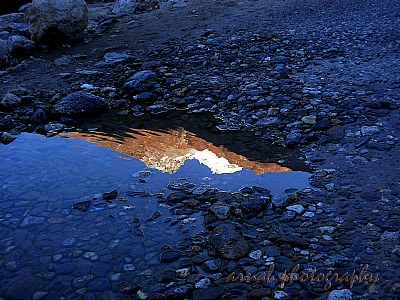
[209,224,250,259]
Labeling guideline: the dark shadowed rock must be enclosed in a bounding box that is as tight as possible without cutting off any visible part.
[30,108,47,124]
[240,194,270,217]
[312,118,332,131]
[0,39,9,66]
[192,287,224,300]
[160,250,181,263]
[1,93,21,108]
[7,35,36,57]
[52,91,108,115]
[209,224,250,259]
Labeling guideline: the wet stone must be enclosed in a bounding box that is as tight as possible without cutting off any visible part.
[110,273,121,281]
[20,216,45,227]
[91,262,111,277]
[120,283,141,295]
[72,274,95,288]
[147,210,161,221]
[210,224,250,259]
[102,189,119,201]
[55,262,77,275]
[166,284,192,299]
[210,202,231,220]
[274,290,289,299]
[62,238,77,247]
[176,268,190,279]
[87,278,111,292]
[249,250,263,260]
[73,200,91,212]
[160,250,181,263]
[203,260,219,273]
[123,264,135,271]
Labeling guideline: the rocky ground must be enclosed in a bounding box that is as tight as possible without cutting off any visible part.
[0,0,399,299]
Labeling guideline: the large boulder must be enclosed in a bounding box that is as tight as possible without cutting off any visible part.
[52,91,108,115]
[24,0,88,44]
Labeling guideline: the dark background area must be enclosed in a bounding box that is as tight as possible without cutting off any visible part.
[0,0,30,14]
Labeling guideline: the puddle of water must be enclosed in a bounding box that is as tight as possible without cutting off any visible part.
[0,111,312,298]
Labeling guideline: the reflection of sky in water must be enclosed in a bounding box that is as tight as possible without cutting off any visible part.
[0,133,311,197]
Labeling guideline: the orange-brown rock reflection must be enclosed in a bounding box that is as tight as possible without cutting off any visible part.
[66,127,292,175]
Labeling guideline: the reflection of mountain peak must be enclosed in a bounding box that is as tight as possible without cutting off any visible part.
[66,127,291,174]
[190,149,242,174]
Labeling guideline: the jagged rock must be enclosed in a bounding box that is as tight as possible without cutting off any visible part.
[209,224,250,259]
[24,0,88,44]
[52,91,108,115]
